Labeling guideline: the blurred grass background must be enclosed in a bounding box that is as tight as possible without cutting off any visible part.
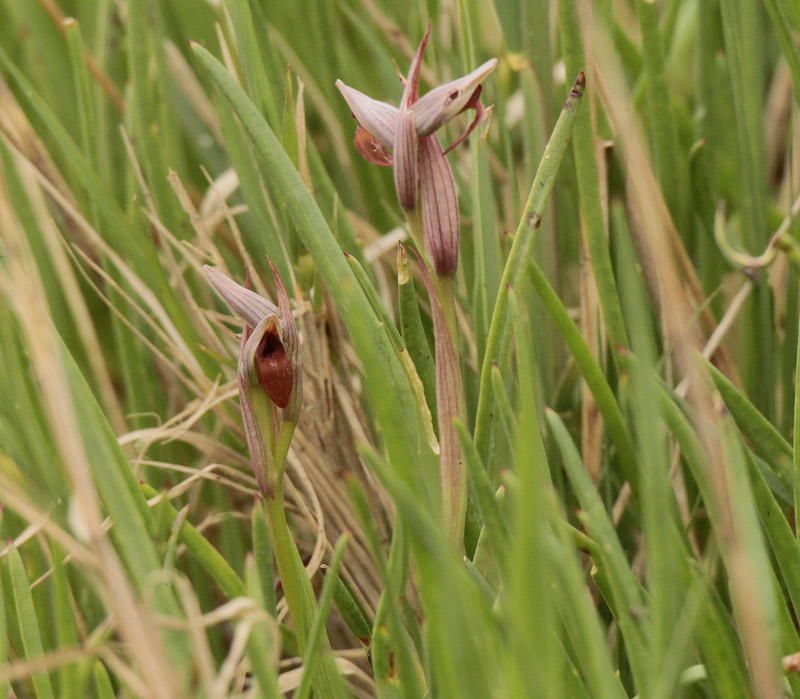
[0,0,799,696]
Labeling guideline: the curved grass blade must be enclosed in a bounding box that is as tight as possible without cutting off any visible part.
[528,261,638,490]
[705,360,792,487]
[140,483,246,600]
[545,409,651,691]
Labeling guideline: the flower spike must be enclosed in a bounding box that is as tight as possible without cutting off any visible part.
[335,23,497,278]
[204,264,302,497]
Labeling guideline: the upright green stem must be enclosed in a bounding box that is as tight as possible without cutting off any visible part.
[793,320,800,542]
[558,0,629,353]
[473,73,585,468]
[434,273,459,350]
[263,486,341,697]
[405,208,426,257]
[263,494,308,649]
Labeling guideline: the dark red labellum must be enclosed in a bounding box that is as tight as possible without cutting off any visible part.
[255,327,293,409]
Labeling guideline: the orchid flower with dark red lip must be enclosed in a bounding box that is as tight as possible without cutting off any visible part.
[204,263,301,498]
[336,24,496,277]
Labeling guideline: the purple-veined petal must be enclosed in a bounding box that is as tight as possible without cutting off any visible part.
[204,265,280,328]
[441,86,485,155]
[419,134,459,276]
[392,23,430,210]
[238,323,271,497]
[394,109,419,210]
[335,80,398,147]
[413,58,498,136]
[399,23,431,109]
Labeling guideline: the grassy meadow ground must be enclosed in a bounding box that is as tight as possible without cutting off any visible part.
[0,0,800,697]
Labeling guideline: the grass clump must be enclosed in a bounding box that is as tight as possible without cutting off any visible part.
[0,0,799,697]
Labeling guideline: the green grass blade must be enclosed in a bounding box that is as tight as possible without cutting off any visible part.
[51,543,81,699]
[761,0,800,105]
[558,0,629,352]
[473,71,585,470]
[141,483,247,600]
[244,556,282,699]
[92,661,115,699]
[527,260,638,489]
[455,421,509,569]
[0,548,8,699]
[8,543,55,699]
[706,360,792,487]
[545,409,651,691]
[398,243,437,428]
[252,499,277,617]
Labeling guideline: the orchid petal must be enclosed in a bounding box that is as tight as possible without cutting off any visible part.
[335,81,398,147]
[394,110,419,210]
[419,134,459,276]
[399,23,431,109]
[413,58,498,136]
[392,24,430,210]
[238,323,271,497]
[204,265,280,328]
[268,259,303,423]
[441,86,485,155]
[241,314,293,409]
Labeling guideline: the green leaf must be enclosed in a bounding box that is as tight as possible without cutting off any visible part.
[8,543,55,699]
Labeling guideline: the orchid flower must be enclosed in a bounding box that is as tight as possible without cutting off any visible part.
[204,263,301,499]
[336,25,496,277]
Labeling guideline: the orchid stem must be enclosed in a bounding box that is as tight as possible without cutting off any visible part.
[434,273,459,348]
[262,449,341,698]
[263,495,308,648]
[260,420,340,697]
[406,209,425,255]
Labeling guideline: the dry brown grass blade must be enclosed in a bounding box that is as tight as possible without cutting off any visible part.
[0,163,185,699]
[165,41,224,144]
[0,646,102,689]
[267,24,364,206]
[579,215,604,481]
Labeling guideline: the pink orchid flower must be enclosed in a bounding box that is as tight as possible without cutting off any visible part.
[336,25,496,277]
[204,263,301,498]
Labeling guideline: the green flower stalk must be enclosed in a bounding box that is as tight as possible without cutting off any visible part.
[336,23,497,551]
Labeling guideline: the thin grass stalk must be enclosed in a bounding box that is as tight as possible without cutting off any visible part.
[473,71,585,470]
[558,0,629,353]
[526,260,638,488]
